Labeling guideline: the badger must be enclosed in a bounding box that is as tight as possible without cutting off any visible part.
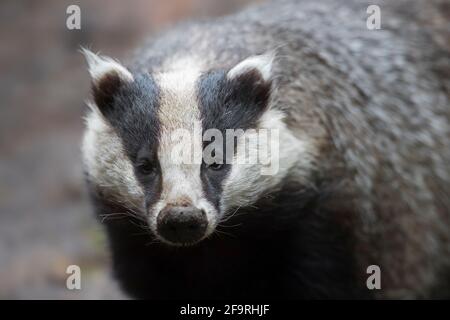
[81,0,450,299]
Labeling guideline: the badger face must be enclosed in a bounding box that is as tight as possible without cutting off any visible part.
[82,49,315,246]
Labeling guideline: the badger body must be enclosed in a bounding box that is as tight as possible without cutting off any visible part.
[82,0,450,299]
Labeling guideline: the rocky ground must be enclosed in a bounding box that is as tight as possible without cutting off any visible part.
[0,0,256,299]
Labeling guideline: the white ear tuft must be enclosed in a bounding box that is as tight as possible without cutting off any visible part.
[227,53,274,82]
[81,47,134,84]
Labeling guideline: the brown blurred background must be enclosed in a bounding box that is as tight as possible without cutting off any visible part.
[0,0,259,299]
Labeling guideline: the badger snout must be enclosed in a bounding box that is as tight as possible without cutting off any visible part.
[156,205,208,245]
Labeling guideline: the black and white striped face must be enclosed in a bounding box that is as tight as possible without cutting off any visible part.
[82,49,313,246]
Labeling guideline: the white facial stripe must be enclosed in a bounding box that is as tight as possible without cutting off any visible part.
[155,63,219,231]
[82,104,144,211]
[220,109,317,214]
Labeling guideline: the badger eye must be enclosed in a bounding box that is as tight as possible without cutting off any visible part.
[137,160,155,175]
[207,162,224,171]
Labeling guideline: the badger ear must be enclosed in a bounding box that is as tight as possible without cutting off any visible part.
[81,48,134,114]
[226,53,273,108]
[227,53,273,82]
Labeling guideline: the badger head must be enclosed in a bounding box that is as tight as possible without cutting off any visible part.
[82,49,316,246]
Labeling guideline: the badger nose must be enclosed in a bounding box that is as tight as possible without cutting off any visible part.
[156,206,207,244]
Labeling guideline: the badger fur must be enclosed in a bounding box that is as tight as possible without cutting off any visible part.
[82,0,450,299]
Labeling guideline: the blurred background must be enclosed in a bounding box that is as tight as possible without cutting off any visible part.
[0,0,259,299]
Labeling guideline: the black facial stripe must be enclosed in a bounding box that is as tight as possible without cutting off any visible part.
[197,69,272,211]
[102,73,161,161]
[135,145,163,211]
[197,70,271,132]
[97,72,163,210]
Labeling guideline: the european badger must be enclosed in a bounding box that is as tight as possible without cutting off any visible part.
[82,0,450,299]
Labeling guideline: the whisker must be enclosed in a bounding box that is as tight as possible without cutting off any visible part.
[220,205,242,223]
[217,222,242,228]
[145,238,161,246]
[129,218,150,231]
[214,228,236,239]
[100,212,132,223]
